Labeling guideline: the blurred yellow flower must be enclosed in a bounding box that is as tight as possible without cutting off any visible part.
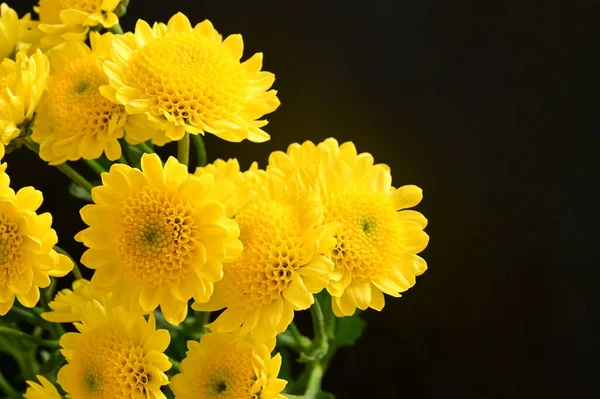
[57,300,171,399]
[268,138,429,316]
[0,163,73,315]
[171,332,287,399]
[102,12,280,145]
[194,172,339,340]
[42,278,98,323]
[32,33,160,164]
[34,0,120,48]
[76,154,242,325]
[0,3,38,60]
[0,50,49,159]
[24,375,62,399]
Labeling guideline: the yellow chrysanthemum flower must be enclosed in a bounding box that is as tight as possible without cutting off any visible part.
[0,3,38,60]
[194,158,264,217]
[41,278,100,323]
[0,50,49,160]
[193,172,339,341]
[32,34,160,164]
[171,332,287,399]
[24,375,63,399]
[34,0,120,48]
[57,300,171,399]
[102,12,280,145]
[0,163,73,315]
[268,138,429,316]
[75,153,242,325]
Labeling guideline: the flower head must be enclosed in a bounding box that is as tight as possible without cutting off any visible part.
[24,375,62,399]
[34,0,120,48]
[0,163,73,315]
[32,34,160,164]
[76,153,242,325]
[171,332,287,399]
[102,12,280,145]
[57,300,171,399]
[0,50,49,159]
[194,158,263,217]
[268,138,429,316]
[194,172,339,340]
[42,278,100,323]
[0,3,38,60]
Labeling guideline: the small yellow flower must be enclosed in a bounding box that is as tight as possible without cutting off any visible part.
[57,300,171,399]
[102,12,280,145]
[76,153,242,325]
[32,34,161,165]
[0,163,73,315]
[171,332,287,399]
[42,278,99,323]
[34,0,120,48]
[0,50,49,159]
[24,375,62,399]
[193,172,339,341]
[268,138,429,316]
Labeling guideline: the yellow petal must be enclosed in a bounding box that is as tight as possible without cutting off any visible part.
[167,12,192,33]
[282,277,313,310]
[392,185,423,210]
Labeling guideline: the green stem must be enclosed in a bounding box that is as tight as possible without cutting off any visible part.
[55,246,83,280]
[190,134,207,166]
[290,322,310,350]
[177,132,190,168]
[308,296,328,359]
[0,370,17,397]
[55,163,95,192]
[109,23,124,34]
[46,277,57,302]
[83,159,106,175]
[0,326,61,349]
[138,142,154,154]
[118,154,128,164]
[199,311,210,329]
[304,362,324,398]
[23,138,95,192]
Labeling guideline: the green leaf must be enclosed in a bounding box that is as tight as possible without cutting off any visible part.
[333,314,365,348]
[0,321,39,380]
[277,348,294,383]
[68,182,92,202]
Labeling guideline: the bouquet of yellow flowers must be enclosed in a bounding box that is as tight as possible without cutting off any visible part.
[0,2,429,398]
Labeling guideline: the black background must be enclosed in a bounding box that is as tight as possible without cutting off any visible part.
[4,0,597,398]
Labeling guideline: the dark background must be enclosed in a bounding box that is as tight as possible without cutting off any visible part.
[5,0,596,398]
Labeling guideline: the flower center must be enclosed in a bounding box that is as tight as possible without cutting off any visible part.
[194,347,256,398]
[37,0,102,24]
[324,185,403,279]
[0,215,24,289]
[42,57,126,140]
[115,186,199,286]
[71,326,156,399]
[127,31,247,126]
[222,201,302,309]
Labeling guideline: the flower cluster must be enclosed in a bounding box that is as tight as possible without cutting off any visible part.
[1,2,428,399]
